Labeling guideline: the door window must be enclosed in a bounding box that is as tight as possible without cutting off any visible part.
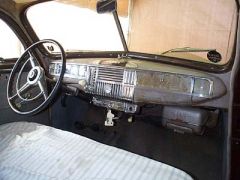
[0,19,23,59]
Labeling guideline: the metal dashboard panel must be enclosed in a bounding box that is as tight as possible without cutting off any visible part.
[135,71,194,104]
[49,58,227,106]
[137,71,193,94]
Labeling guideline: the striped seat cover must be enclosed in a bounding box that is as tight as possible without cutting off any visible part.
[0,122,193,180]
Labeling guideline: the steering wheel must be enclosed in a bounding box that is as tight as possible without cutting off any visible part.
[7,39,66,115]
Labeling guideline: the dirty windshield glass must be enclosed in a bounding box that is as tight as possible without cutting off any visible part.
[27,0,237,65]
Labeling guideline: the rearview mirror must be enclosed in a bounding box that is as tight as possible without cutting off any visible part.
[96,0,117,14]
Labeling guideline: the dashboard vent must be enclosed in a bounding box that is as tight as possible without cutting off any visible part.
[97,67,124,83]
[87,66,136,101]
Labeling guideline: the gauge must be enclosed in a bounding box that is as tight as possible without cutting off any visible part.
[71,65,78,76]
[65,65,71,74]
[49,63,55,74]
[193,78,213,97]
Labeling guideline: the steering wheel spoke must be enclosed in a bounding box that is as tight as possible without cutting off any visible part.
[38,80,48,100]
[28,52,39,68]
[9,82,31,101]
[17,82,31,95]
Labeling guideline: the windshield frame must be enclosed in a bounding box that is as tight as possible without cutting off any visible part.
[20,0,239,73]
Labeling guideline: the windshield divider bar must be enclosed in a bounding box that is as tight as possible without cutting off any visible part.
[112,11,128,52]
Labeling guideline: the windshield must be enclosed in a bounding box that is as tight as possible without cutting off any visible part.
[27,1,129,52]
[27,0,238,65]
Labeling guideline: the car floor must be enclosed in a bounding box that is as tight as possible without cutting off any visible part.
[51,96,223,180]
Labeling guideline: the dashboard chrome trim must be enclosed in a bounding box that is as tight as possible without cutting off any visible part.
[86,66,137,101]
[92,97,138,113]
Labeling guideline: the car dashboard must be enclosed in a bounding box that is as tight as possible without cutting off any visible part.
[49,58,226,113]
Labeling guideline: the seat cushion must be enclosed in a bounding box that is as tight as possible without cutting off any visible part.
[0,122,193,180]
